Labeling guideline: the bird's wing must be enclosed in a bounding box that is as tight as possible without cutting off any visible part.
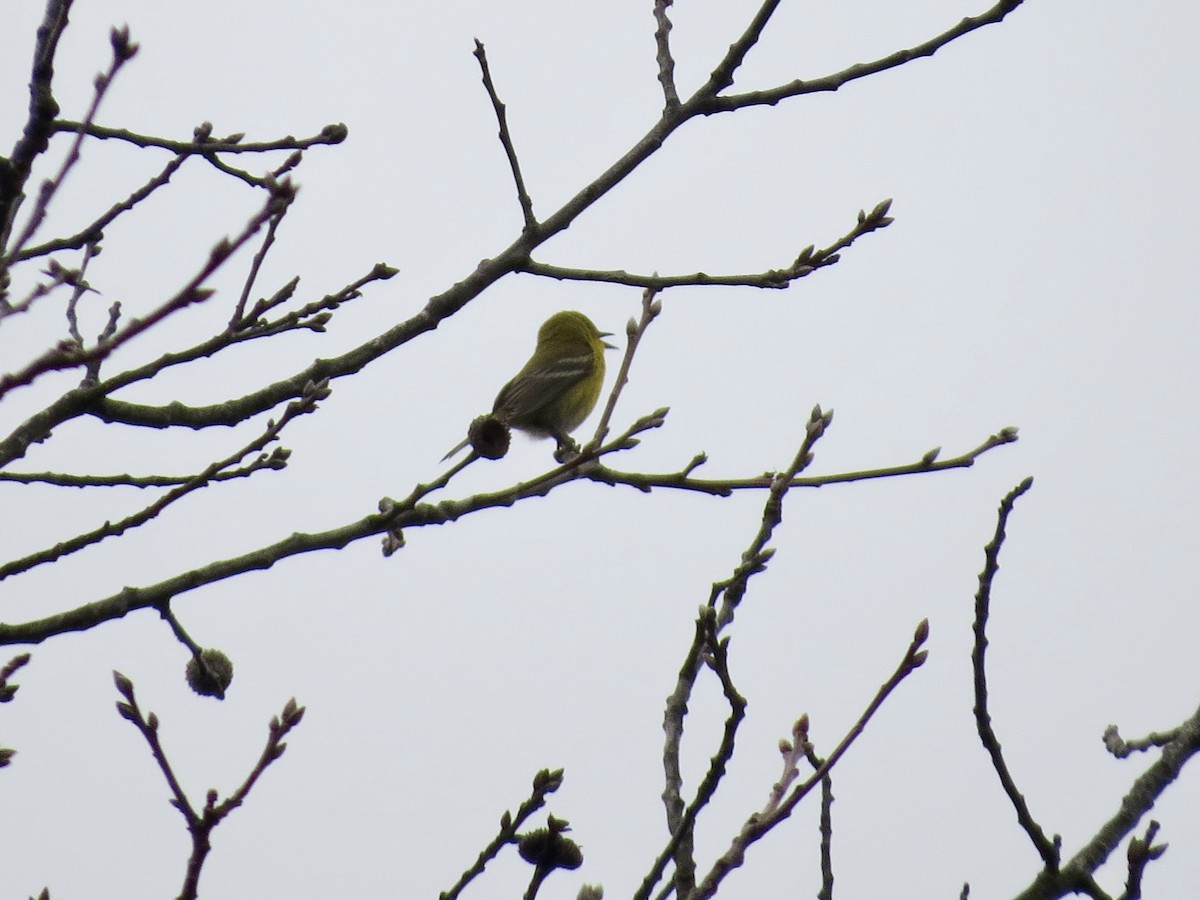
[493,352,595,420]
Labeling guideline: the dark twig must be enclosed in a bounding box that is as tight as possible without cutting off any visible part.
[524,258,806,290]
[1,257,80,318]
[0,183,294,405]
[699,0,783,97]
[12,153,187,263]
[0,259,389,474]
[817,772,834,900]
[198,146,277,188]
[439,768,565,900]
[0,382,320,582]
[0,0,72,260]
[644,608,748,899]
[590,426,1018,498]
[0,652,32,705]
[691,620,930,900]
[62,234,100,347]
[650,614,706,900]
[1120,821,1166,900]
[231,203,287,324]
[0,451,287,488]
[646,409,831,900]
[113,673,304,900]
[971,478,1058,868]
[3,25,139,264]
[0,416,1013,648]
[590,286,662,447]
[157,603,204,656]
[0,652,31,766]
[1012,699,1200,899]
[50,119,348,154]
[713,403,832,629]
[89,264,393,427]
[797,730,835,900]
[1103,725,1180,759]
[653,0,680,110]
[524,197,893,291]
[473,40,537,232]
[699,1,1027,114]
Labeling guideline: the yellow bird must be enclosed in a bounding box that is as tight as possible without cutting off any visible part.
[443,310,615,460]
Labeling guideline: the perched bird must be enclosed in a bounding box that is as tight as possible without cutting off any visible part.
[443,310,616,460]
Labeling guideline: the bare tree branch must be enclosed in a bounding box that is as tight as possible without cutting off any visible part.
[49,119,348,155]
[18,4,1010,438]
[113,672,304,900]
[1119,821,1167,900]
[11,153,186,264]
[0,182,294,410]
[439,769,565,900]
[0,0,73,260]
[653,0,680,111]
[2,25,139,265]
[699,0,783,98]
[473,40,537,232]
[1011,697,1200,899]
[691,619,930,900]
[589,426,1018,496]
[699,1,1028,115]
[971,477,1059,868]
[524,197,893,291]
[1103,725,1181,759]
[0,384,320,581]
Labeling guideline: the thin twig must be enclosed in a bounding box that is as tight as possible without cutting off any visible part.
[801,730,834,900]
[524,198,893,291]
[63,234,100,346]
[112,672,305,900]
[642,608,748,899]
[0,183,294,404]
[439,769,565,900]
[700,1,1027,114]
[699,0,783,97]
[0,385,318,582]
[0,652,32,708]
[0,0,72,260]
[653,0,680,110]
[590,426,1019,496]
[12,153,187,263]
[524,259,805,289]
[1103,724,1181,759]
[714,403,832,629]
[971,478,1058,868]
[473,40,537,231]
[231,204,287,324]
[50,119,348,154]
[0,413,1012,647]
[1013,700,1200,899]
[590,286,662,447]
[1120,821,1166,900]
[89,264,393,427]
[1,259,79,318]
[3,25,139,263]
[644,409,831,900]
[817,773,834,900]
[691,620,930,899]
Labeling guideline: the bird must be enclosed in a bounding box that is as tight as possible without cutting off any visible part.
[442,310,616,460]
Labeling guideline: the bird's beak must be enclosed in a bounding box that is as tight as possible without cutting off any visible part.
[600,332,617,350]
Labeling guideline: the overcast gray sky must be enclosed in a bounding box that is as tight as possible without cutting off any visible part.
[3,1,1199,897]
